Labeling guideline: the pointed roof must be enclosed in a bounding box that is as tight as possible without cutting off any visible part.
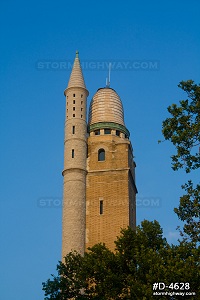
[67,51,86,90]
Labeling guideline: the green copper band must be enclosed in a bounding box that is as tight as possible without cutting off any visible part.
[88,122,130,137]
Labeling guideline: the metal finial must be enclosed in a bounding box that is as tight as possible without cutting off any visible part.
[76,50,79,58]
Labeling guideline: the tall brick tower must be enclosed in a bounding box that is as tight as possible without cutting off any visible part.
[62,51,89,257]
[86,87,137,251]
[62,52,137,257]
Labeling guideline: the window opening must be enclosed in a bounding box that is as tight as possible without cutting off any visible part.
[104,128,111,134]
[100,200,103,215]
[116,130,120,136]
[98,149,105,161]
[94,130,100,135]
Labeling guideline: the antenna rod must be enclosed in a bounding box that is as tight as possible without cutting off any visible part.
[108,62,111,86]
[106,62,111,87]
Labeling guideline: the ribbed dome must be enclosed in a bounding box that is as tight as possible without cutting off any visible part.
[89,87,125,126]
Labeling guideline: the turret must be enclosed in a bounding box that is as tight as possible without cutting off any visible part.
[62,51,89,257]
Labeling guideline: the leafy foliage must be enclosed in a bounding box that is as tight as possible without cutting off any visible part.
[161,80,200,173]
[175,180,200,243]
[161,80,200,243]
[42,221,200,299]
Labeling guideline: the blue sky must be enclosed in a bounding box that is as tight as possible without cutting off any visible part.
[0,0,200,299]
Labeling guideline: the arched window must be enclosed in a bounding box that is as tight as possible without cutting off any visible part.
[98,148,105,161]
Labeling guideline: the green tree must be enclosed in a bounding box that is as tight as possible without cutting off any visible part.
[160,80,200,243]
[42,221,199,299]
[42,252,87,300]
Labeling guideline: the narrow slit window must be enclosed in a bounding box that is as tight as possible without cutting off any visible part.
[100,200,103,215]
[98,148,105,161]
[73,114,75,117]
[73,100,75,104]
[72,126,75,134]
[72,149,74,158]
[81,94,83,98]
[73,107,75,111]
[81,115,83,118]
[73,94,75,97]
[81,101,83,105]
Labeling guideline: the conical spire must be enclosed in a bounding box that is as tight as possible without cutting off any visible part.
[67,51,86,90]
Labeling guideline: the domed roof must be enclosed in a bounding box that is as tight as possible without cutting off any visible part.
[89,87,125,126]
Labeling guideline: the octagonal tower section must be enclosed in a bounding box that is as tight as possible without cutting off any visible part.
[86,87,137,251]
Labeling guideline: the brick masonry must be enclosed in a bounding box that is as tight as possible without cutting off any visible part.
[62,53,137,257]
[86,134,136,251]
